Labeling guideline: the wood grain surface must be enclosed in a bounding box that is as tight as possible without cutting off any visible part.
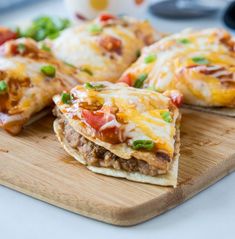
[0,109,234,226]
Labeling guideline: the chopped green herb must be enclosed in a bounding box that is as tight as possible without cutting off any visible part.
[133,73,148,88]
[192,56,209,65]
[136,49,141,58]
[88,24,103,34]
[85,82,94,89]
[34,29,47,41]
[160,111,172,123]
[48,31,60,40]
[177,38,190,44]
[18,16,70,41]
[61,92,72,104]
[41,65,56,77]
[132,140,154,150]
[80,67,93,76]
[144,54,156,64]
[41,43,51,52]
[0,81,7,92]
[85,82,104,90]
[17,43,26,54]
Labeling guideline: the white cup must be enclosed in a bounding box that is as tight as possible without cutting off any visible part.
[65,0,149,21]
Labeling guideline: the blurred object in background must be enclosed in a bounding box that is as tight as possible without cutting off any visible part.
[0,0,41,12]
[149,0,228,19]
[65,0,149,21]
[224,1,235,29]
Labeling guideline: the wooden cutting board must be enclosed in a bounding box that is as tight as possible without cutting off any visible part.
[0,109,234,226]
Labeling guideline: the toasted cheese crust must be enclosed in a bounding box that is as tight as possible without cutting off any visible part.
[53,82,180,170]
[50,15,161,83]
[120,28,235,107]
[0,38,78,134]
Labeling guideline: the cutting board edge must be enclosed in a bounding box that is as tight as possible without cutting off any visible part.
[1,154,235,226]
[108,154,235,226]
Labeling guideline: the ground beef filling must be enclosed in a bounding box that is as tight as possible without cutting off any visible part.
[58,117,167,177]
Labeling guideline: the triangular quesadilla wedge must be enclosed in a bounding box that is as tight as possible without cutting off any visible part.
[53,82,181,187]
[0,38,78,135]
[119,28,235,116]
[48,13,163,83]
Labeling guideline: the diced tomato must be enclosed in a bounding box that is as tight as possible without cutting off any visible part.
[119,73,133,86]
[99,13,116,22]
[167,90,183,107]
[2,42,21,56]
[99,35,122,54]
[81,108,122,143]
[98,127,121,144]
[0,27,17,46]
[81,109,115,131]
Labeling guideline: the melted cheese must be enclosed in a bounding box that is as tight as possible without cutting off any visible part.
[0,38,78,127]
[121,28,235,107]
[51,17,157,83]
[54,82,179,157]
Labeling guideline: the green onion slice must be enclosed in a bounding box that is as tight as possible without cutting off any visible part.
[18,16,70,42]
[88,24,103,34]
[132,140,155,150]
[177,38,190,44]
[144,54,157,64]
[41,65,56,77]
[160,111,172,123]
[192,56,209,65]
[48,31,60,40]
[41,43,51,52]
[0,81,8,92]
[61,92,72,104]
[133,73,148,88]
[84,82,104,90]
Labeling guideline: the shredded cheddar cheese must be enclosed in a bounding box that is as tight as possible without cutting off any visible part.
[53,82,179,158]
[50,15,158,83]
[121,28,235,107]
[0,38,78,134]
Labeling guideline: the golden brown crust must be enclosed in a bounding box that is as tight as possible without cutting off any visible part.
[50,15,162,83]
[0,38,78,135]
[53,83,180,168]
[120,28,235,109]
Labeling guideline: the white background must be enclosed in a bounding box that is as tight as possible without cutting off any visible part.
[0,0,235,238]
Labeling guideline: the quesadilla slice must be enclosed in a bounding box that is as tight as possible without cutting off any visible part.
[119,28,235,116]
[0,38,78,135]
[49,13,163,83]
[53,82,181,187]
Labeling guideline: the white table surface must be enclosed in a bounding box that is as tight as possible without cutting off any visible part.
[0,0,235,238]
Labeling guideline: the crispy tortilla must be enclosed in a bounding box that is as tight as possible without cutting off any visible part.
[53,94,180,169]
[0,108,51,135]
[183,104,235,117]
[54,119,180,187]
